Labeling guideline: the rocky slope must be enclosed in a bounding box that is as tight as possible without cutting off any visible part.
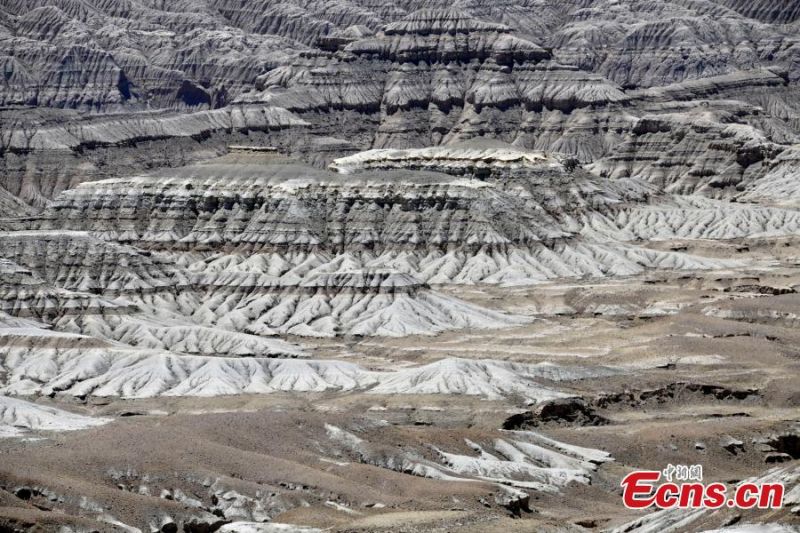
[0,395,110,437]
[2,141,798,376]
[6,141,799,397]
[0,333,607,400]
[1,1,799,205]
[32,145,734,288]
[2,143,796,362]
[242,8,631,158]
[3,0,797,111]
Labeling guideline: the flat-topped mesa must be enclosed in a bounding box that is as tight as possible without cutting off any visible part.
[329,141,562,179]
[37,147,653,254]
[228,145,279,153]
[0,106,312,206]
[222,145,297,164]
[29,146,743,287]
[627,69,790,104]
[384,8,511,35]
[3,108,306,153]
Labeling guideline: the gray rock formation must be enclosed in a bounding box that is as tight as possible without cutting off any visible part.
[0,0,797,207]
[3,4,800,532]
[33,145,718,287]
[1,0,799,360]
[0,0,307,110]
[243,8,629,157]
[8,140,796,365]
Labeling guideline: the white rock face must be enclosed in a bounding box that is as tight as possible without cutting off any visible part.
[701,526,800,533]
[0,224,534,345]
[0,233,308,356]
[368,358,618,401]
[330,142,554,175]
[0,255,131,320]
[325,423,612,499]
[184,270,531,337]
[0,395,110,438]
[740,146,800,207]
[0,340,609,401]
[0,184,33,217]
[0,310,611,401]
[606,197,800,241]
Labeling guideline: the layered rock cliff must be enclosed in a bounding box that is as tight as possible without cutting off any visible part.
[2,0,799,205]
[2,142,799,399]
[31,143,782,294]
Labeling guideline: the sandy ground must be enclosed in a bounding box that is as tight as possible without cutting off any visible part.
[1,237,799,532]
